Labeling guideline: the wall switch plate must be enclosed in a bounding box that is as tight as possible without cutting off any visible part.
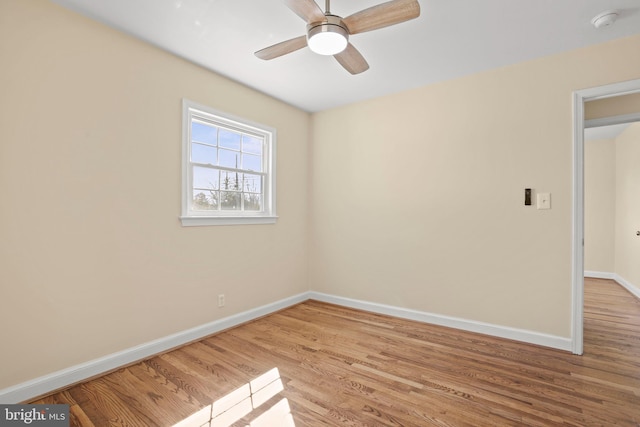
[218,294,225,307]
[525,188,532,206]
[537,193,551,210]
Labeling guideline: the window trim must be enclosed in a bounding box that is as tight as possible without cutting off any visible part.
[180,99,277,226]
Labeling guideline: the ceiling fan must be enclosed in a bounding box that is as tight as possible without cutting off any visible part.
[255,0,421,74]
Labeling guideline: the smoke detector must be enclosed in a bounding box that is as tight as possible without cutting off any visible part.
[591,10,619,29]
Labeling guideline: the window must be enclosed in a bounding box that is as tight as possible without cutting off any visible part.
[181,100,276,226]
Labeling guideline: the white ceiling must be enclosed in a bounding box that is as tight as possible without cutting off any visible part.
[584,122,633,140]
[51,0,640,112]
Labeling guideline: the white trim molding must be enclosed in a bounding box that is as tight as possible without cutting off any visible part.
[585,112,640,128]
[309,292,573,352]
[180,216,278,227]
[584,270,615,280]
[0,293,309,404]
[613,274,640,299]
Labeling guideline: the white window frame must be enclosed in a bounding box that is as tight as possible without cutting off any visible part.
[180,99,277,226]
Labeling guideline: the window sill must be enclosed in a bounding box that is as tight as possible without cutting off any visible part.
[180,216,278,227]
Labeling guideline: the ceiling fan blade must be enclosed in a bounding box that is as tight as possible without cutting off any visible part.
[284,0,326,23]
[334,43,369,75]
[255,35,308,60]
[343,0,420,35]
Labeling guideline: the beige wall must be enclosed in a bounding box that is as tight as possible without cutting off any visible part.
[584,139,616,272]
[585,92,640,120]
[0,0,310,390]
[310,34,640,337]
[615,123,640,286]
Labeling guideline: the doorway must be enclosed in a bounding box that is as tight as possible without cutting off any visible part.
[572,78,640,355]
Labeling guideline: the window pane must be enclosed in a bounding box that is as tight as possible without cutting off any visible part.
[219,129,241,150]
[220,170,241,191]
[192,121,217,145]
[243,135,263,155]
[243,193,262,211]
[193,166,219,190]
[192,190,218,210]
[221,191,241,210]
[219,149,240,169]
[192,143,217,165]
[243,174,262,193]
[242,153,262,172]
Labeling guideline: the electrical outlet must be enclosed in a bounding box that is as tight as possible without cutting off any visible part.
[218,294,225,308]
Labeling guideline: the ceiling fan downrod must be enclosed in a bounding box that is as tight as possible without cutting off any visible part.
[325,0,330,15]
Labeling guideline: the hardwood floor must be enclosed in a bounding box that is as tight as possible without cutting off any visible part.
[32,278,640,426]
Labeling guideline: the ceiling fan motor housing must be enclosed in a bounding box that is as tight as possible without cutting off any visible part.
[307,15,349,55]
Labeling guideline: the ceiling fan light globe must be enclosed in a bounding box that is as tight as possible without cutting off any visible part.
[307,24,348,55]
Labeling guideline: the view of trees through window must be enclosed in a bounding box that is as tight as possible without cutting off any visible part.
[190,119,264,212]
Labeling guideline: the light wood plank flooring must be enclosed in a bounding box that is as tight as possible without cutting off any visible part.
[32,278,640,426]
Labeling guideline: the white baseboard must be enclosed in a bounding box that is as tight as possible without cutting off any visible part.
[308,292,573,352]
[0,292,310,404]
[613,274,640,299]
[584,271,640,299]
[1,289,579,403]
[584,270,615,280]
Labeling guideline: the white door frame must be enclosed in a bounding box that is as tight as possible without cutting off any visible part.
[571,78,640,355]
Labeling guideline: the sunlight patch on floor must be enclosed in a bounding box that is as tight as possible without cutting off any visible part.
[173,367,295,427]
[248,398,295,427]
